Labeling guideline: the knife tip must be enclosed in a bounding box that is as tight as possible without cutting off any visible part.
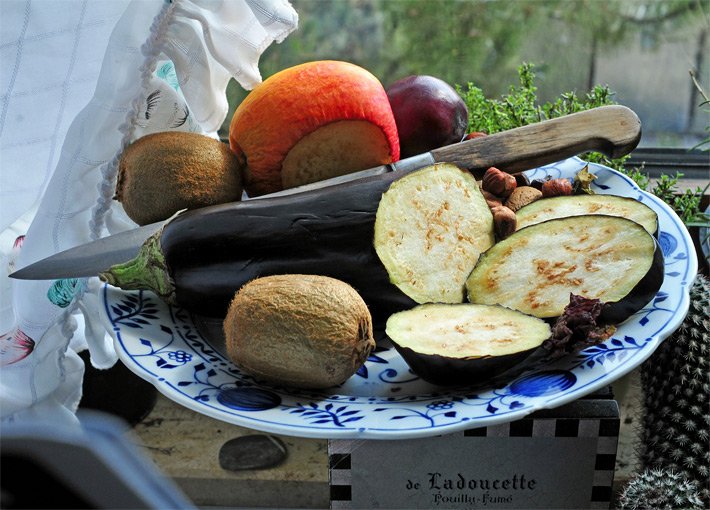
[8,263,65,281]
[8,266,38,280]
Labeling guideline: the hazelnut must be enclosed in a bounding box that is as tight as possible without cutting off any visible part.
[529,178,546,191]
[514,173,531,187]
[541,178,574,198]
[505,186,543,212]
[482,167,517,198]
[491,205,517,240]
[481,190,503,209]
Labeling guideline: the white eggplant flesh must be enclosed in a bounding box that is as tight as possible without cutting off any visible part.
[515,194,658,235]
[465,214,664,322]
[386,303,552,386]
[374,163,494,304]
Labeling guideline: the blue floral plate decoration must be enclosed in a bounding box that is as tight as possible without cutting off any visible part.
[101,158,698,439]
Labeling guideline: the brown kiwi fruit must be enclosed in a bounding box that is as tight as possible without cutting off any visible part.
[223,275,375,389]
[115,131,243,225]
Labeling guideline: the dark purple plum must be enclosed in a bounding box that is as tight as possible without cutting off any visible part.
[386,75,469,158]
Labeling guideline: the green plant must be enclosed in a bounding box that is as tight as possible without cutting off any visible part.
[651,173,710,226]
[458,63,708,228]
[690,69,709,152]
[458,63,627,174]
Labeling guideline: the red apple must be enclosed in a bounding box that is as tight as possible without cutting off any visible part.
[229,61,400,197]
[386,75,469,158]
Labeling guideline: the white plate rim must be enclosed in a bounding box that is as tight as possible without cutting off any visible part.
[101,157,698,439]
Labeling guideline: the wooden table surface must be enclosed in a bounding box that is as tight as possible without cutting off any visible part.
[123,369,644,509]
[128,393,330,509]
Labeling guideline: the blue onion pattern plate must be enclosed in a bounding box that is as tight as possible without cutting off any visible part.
[101,157,697,439]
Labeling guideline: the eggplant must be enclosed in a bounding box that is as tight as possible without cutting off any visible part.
[373,163,494,304]
[515,194,658,235]
[104,162,495,324]
[102,168,417,324]
[385,303,552,386]
[465,215,664,323]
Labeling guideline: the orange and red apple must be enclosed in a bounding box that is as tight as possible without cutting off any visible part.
[229,60,400,197]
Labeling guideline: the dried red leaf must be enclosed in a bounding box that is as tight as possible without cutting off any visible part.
[543,294,616,359]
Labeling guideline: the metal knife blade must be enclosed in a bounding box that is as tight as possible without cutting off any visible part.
[8,153,437,281]
[10,105,641,281]
[10,222,165,280]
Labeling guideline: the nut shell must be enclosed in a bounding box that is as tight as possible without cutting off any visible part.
[481,190,503,209]
[491,205,517,240]
[541,178,574,198]
[482,167,517,198]
[505,186,543,212]
[514,173,531,187]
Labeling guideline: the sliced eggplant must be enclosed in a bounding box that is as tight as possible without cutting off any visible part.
[374,163,494,304]
[104,167,418,325]
[465,215,664,323]
[515,194,658,235]
[386,303,551,386]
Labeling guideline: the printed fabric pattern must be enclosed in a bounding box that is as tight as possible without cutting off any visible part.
[0,0,298,423]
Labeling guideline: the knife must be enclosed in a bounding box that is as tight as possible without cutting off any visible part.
[10,105,640,281]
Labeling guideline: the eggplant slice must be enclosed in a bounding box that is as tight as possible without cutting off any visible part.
[374,163,494,304]
[515,194,658,235]
[386,303,551,386]
[465,214,664,323]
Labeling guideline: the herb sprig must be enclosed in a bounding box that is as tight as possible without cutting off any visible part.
[457,63,708,228]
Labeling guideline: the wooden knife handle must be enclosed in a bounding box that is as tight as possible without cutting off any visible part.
[430,105,641,177]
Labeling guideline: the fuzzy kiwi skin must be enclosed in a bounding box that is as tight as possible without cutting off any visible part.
[116,131,243,225]
[223,275,375,389]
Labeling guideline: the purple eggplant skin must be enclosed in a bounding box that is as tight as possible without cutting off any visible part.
[599,235,665,324]
[159,170,417,325]
[391,342,539,387]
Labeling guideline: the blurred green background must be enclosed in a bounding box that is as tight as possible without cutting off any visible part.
[221,0,708,149]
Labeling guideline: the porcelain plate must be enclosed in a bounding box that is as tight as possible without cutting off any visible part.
[101,158,698,439]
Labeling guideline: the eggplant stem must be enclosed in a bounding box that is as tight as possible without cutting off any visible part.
[99,230,176,304]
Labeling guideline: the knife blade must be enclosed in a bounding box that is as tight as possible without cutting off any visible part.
[11,222,167,280]
[10,105,640,281]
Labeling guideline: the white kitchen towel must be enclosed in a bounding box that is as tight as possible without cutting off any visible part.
[1,0,298,423]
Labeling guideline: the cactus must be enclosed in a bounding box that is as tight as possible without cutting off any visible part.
[636,273,709,504]
[616,467,705,509]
